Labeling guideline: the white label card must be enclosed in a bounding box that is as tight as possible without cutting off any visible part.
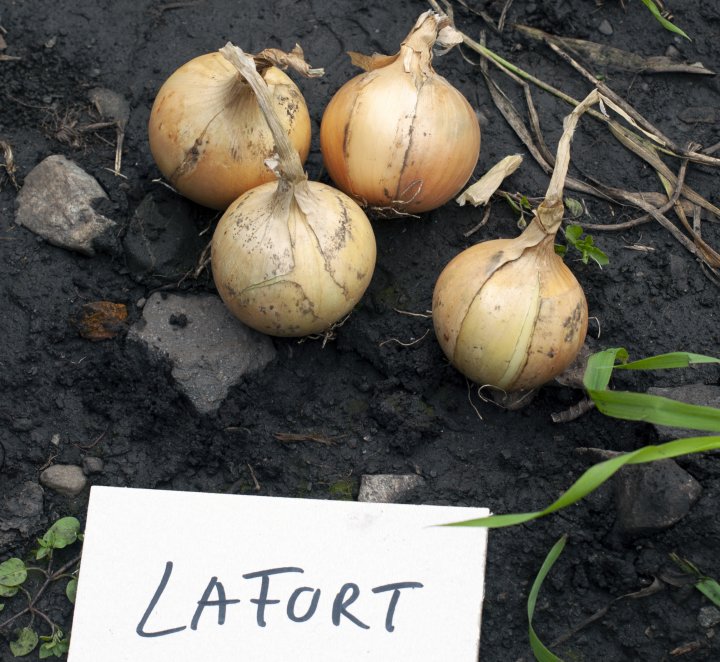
[69,486,489,661]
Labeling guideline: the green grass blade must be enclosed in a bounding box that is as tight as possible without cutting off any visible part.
[639,0,690,40]
[589,389,720,432]
[618,352,720,371]
[447,436,720,528]
[582,350,719,392]
[670,554,720,608]
[528,535,567,662]
[583,347,628,391]
[696,578,720,607]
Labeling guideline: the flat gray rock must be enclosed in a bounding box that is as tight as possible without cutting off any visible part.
[614,459,702,538]
[648,384,720,441]
[358,474,425,503]
[15,154,116,256]
[40,464,88,497]
[129,293,276,413]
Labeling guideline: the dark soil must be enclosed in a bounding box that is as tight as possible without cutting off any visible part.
[1,0,720,660]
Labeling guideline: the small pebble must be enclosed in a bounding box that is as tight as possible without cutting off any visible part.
[82,456,105,475]
[598,19,613,36]
[40,464,87,497]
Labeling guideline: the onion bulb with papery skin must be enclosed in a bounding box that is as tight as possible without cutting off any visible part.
[319,11,480,215]
[432,91,605,393]
[148,46,321,210]
[211,44,376,337]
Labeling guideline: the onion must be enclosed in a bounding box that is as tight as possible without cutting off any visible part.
[319,10,480,215]
[148,46,322,210]
[432,92,604,393]
[211,44,377,338]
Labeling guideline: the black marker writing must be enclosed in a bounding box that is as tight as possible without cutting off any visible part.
[287,587,321,623]
[372,582,424,632]
[136,561,187,638]
[332,582,369,630]
[190,577,240,630]
[242,567,304,627]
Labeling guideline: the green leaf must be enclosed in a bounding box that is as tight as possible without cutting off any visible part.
[0,603,4,612]
[589,389,720,432]
[0,558,27,588]
[670,554,720,608]
[564,197,584,219]
[564,224,582,242]
[528,536,567,662]
[37,517,81,557]
[618,352,720,372]
[66,578,77,605]
[9,627,39,657]
[0,584,19,598]
[583,349,720,431]
[445,435,720,529]
[562,225,609,268]
[639,0,690,40]
[38,629,69,659]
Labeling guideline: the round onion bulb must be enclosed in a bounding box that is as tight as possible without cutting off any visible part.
[432,90,606,393]
[211,44,377,338]
[433,213,588,392]
[319,11,480,215]
[148,46,321,210]
[212,180,376,336]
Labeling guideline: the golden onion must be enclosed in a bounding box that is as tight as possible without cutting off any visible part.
[319,11,480,215]
[148,46,320,210]
[211,44,376,337]
[432,92,605,393]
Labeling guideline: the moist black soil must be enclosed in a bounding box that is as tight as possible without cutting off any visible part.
[1,1,720,660]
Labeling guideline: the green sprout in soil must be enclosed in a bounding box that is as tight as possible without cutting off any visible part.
[0,517,83,659]
[639,0,690,40]
[670,553,720,608]
[556,224,609,268]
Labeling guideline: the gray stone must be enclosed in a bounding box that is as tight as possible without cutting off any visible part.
[0,481,45,549]
[614,460,702,538]
[598,19,613,36]
[15,154,116,256]
[82,456,105,475]
[122,189,204,283]
[128,293,276,414]
[358,474,425,503]
[40,464,88,496]
[648,384,720,441]
[699,606,720,628]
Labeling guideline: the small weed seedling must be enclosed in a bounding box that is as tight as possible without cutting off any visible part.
[639,0,690,40]
[0,517,83,659]
[557,224,609,268]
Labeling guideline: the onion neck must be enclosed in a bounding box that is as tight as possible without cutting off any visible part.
[399,10,444,78]
[220,43,306,186]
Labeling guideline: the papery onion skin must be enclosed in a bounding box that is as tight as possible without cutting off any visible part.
[319,14,480,215]
[211,181,377,337]
[148,53,311,210]
[432,234,588,392]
